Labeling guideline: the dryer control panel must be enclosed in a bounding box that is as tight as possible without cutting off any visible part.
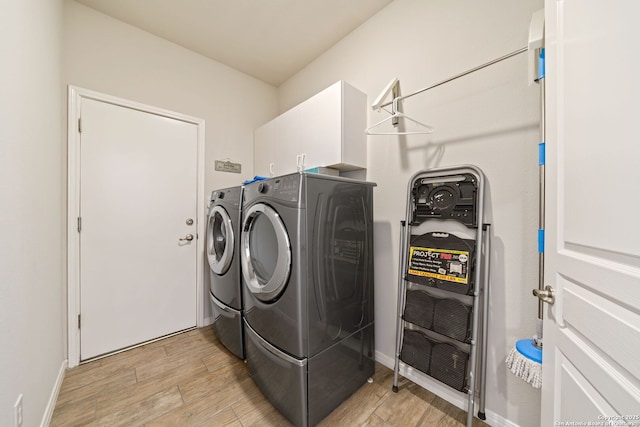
[245,173,301,203]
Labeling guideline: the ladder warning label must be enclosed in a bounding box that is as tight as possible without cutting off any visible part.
[408,246,470,284]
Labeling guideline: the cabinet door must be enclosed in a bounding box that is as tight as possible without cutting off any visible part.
[254,119,278,177]
[277,106,303,175]
[301,82,342,169]
[340,82,367,169]
[254,107,302,177]
[254,81,366,176]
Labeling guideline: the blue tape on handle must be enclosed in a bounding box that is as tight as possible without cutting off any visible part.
[538,48,545,80]
[539,142,546,166]
[538,229,545,253]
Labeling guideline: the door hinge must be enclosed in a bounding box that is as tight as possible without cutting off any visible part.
[78,314,81,329]
[78,117,82,133]
[77,217,82,232]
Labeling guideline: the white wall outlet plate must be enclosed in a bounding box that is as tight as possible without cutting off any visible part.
[14,394,23,427]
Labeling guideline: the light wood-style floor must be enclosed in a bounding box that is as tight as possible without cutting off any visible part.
[51,327,489,426]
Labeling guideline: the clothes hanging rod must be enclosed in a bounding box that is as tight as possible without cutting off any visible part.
[380,46,528,109]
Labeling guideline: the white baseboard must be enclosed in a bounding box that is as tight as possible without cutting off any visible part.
[375,351,519,427]
[40,359,67,427]
[483,411,521,427]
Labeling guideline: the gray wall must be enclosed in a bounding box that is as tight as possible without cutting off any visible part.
[0,1,546,425]
[63,0,279,322]
[63,0,278,194]
[279,1,544,425]
[0,0,65,425]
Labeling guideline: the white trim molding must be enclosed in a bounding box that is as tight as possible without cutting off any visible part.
[40,359,67,426]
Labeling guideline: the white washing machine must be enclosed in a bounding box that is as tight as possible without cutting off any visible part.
[207,186,244,359]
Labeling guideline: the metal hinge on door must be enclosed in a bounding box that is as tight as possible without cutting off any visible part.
[78,314,81,329]
[78,117,82,133]
[77,217,82,232]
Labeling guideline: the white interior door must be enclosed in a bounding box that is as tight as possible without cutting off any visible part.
[542,1,640,424]
[79,97,198,360]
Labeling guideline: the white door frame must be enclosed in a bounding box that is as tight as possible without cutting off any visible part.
[67,86,206,367]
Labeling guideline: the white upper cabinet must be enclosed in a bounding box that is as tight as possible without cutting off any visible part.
[254,81,366,177]
[254,106,303,178]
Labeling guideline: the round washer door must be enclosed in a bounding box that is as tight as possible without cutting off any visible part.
[207,205,235,275]
[241,203,291,302]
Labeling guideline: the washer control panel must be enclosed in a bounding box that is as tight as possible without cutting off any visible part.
[210,186,242,208]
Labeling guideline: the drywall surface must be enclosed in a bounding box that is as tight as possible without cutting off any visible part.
[63,0,277,194]
[0,0,65,426]
[63,0,278,322]
[279,0,543,425]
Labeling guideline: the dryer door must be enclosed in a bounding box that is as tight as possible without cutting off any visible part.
[241,203,291,302]
[207,205,235,275]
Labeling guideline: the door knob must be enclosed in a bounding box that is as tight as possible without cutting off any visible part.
[180,234,194,242]
[533,285,555,305]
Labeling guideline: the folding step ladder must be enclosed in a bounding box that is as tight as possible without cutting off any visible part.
[392,165,490,427]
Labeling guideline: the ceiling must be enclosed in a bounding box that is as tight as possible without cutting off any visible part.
[75,0,394,86]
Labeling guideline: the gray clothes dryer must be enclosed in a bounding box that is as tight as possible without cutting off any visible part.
[241,172,375,427]
[207,186,244,359]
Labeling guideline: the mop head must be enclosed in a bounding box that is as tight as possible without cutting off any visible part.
[506,339,542,388]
